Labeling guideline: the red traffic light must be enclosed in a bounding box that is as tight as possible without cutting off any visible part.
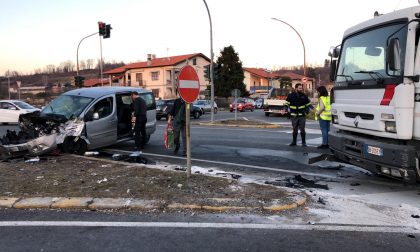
[98,22,106,36]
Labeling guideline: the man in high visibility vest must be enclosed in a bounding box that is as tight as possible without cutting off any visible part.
[282,83,312,147]
[315,86,331,149]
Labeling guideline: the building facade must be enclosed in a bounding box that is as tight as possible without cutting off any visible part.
[104,53,210,99]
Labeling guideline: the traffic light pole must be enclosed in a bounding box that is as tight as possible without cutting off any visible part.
[76,32,99,76]
[203,0,214,123]
[99,35,103,86]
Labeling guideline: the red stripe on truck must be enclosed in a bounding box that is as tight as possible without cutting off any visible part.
[380,84,396,106]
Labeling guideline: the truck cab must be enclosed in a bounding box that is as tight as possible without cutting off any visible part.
[328,6,420,182]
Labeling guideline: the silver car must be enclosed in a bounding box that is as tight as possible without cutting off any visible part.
[193,99,218,114]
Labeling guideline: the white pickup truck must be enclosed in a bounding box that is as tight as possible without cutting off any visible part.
[263,88,289,117]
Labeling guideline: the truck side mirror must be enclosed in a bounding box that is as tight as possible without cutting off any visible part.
[328,46,340,58]
[330,59,337,81]
[387,38,401,71]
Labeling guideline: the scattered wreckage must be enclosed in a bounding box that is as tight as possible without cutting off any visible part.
[0,111,86,160]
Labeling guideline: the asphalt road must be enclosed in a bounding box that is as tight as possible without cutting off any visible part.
[1,209,419,252]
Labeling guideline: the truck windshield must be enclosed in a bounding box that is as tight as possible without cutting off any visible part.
[41,95,94,120]
[336,23,407,87]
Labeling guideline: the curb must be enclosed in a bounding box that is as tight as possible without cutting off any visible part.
[0,195,306,212]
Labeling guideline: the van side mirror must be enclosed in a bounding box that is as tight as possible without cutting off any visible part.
[387,38,401,71]
[93,112,100,120]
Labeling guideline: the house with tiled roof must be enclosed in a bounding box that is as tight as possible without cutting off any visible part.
[104,53,210,99]
[244,68,314,97]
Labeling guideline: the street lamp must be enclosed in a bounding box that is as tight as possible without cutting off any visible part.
[203,0,215,123]
[271,18,306,77]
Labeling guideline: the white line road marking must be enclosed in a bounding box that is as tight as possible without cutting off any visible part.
[0,221,418,233]
[179,80,199,89]
[105,149,335,178]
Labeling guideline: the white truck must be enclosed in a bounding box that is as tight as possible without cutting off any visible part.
[327,6,420,183]
[263,87,289,117]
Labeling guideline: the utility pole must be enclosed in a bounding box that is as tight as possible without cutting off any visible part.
[7,75,10,99]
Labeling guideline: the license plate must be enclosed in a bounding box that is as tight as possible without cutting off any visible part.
[365,145,383,156]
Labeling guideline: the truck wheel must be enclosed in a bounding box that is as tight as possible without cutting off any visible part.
[265,112,270,117]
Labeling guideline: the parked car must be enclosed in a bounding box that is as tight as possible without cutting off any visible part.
[156,99,174,120]
[193,99,218,114]
[254,98,264,109]
[229,98,254,112]
[0,100,41,124]
[156,99,203,120]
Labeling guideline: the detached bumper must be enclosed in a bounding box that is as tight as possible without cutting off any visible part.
[329,130,419,182]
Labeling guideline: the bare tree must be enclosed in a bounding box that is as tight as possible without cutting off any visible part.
[86,59,94,70]
[45,64,56,74]
[79,60,86,71]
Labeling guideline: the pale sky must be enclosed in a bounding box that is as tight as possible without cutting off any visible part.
[0,0,417,75]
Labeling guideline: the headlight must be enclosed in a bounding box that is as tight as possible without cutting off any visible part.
[385,121,396,133]
[381,113,394,120]
[331,109,337,115]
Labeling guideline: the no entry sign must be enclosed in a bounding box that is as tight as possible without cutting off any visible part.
[178,65,200,103]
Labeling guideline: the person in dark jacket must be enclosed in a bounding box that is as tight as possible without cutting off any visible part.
[131,91,147,150]
[283,83,312,147]
[168,97,186,156]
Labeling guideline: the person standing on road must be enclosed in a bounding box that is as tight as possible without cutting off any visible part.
[315,86,331,149]
[282,83,312,147]
[131,91,147,150]
[168,96,186,156]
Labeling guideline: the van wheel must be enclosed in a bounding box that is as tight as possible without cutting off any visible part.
[62,137,87,155]
[73,139,87,155]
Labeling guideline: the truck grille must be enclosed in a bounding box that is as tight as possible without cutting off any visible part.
[344,112,374,120]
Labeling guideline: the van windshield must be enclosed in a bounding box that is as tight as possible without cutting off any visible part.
[41,95,94,120]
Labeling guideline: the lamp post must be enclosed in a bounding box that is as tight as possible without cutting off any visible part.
[76,32,98,76]
[271,18,306,77]
[203,0,215,123]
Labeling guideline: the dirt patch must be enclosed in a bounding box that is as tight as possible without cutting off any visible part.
[0,154,289,205]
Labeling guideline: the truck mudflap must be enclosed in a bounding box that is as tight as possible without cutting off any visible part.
[328,130,419,183]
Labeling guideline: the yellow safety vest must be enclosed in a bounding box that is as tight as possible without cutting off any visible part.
[315,96,331,121]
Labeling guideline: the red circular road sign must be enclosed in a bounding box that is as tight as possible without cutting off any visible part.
[178,65,200,103]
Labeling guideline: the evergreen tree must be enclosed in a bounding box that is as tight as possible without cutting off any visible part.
[214,46,248,97]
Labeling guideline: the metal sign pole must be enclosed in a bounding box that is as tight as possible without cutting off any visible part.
[234,93,237,121]
[186,103,191,178]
